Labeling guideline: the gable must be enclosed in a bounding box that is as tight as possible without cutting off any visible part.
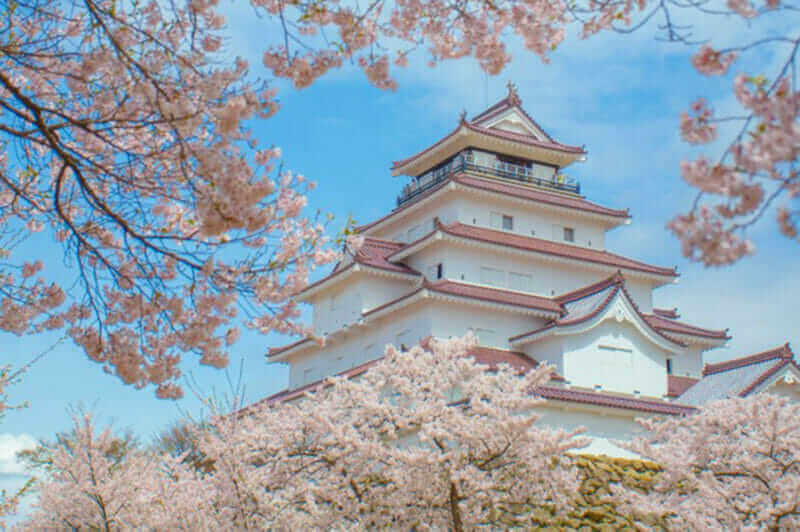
[748,363,800,399]
[513,285,684,353]
[478,108,550,141]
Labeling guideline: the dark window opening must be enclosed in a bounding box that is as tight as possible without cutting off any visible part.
[563,227,575,242]
[436,263,444,279]
[502,215,514,231]
[666,358,673,375]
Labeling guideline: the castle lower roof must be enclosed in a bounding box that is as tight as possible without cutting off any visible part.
[390,221,677,281]
[258,347,692,416]
[511,273,724,348]
[356,174,629,235]
[677,344,799,405]
[391,90,586,176]
[362,279,564,320]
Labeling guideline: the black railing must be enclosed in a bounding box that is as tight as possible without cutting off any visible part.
[397,156,580,206]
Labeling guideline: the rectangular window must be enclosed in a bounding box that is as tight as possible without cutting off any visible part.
[666,358,673,375]
[502,215,514,231]
[563,227,575,242]
[509,272,532,292]
[426,264,445,280]
[480,267,505,287]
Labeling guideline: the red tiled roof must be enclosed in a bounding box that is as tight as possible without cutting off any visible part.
[419,339,565,381]
[555,273,623,304]
[257,347,694,416]
[464,122,584,154]
[666,375,700,398]
[643,313,729,340]
[260,345,563,406]
[356,175,628,234]
[436,222,676,278]
[268,337,316,358]
[511,273,685,348]
[738,358,797,397]
[533,386,696,415]
[354,237,417,274]
[453,176,629,219]
[391,121,584,171]
[425,279,564,314]
[362,278,564,319]
[703,343,794,376]
[653,307,679,319]
[296,238,420,297]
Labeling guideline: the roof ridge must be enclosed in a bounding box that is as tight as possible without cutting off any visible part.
[555,272,623,304]
[643,313,729,340]
[653,307,680,319]
[703,343,793,376]
[452,175,629,218]
[439,222,676,277]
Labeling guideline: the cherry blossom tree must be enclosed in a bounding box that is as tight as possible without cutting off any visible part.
[18,413,211,530]
[614,394,800,529]
[19,336,589,529]
[0,0,340,399]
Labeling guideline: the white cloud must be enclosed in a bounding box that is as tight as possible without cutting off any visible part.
[0,434,36,476]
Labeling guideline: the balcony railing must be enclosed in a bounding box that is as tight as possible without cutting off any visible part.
[397,154,580,206]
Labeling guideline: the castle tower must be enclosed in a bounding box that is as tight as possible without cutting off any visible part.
[262,86,754,455]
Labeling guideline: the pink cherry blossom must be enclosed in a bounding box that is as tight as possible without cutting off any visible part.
[614,394,800,530]
[691,45,737,76]
[20,337,589,529]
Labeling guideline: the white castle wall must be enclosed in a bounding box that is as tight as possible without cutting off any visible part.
[535,404,645,458]
[311,275,415,336]
[425,300,547,350]
[289,304,435,389]
[405,244,655,313]
[560,320,671,398]
[373,188,611,252]
[451,195,607,250]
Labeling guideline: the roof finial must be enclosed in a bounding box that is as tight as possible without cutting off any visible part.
[459,108,468,124]
[506,80,520,105]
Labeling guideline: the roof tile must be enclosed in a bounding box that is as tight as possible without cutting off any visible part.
[438,222,676,277]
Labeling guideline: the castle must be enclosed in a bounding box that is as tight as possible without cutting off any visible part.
[262,85,800,456]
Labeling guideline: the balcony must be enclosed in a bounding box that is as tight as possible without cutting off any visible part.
[396,153,580,207]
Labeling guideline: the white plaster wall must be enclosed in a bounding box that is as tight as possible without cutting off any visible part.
[290,305,435,389]
[311,275,416,336]
[522,337,565,377]
[367,188,614,251]
[405,243,655,312]
[426,300,546,350]
[562,320,671,398]
[671,346,704,378]
[535,404,649,458]
[454,195,607,250]
[369,196,460,242]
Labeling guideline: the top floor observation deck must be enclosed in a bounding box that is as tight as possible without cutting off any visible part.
[397,149,580,207]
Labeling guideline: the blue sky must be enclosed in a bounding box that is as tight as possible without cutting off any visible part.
[2,4,797,516]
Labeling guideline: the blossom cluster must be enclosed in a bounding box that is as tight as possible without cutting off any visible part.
[20,337,588,529]
[616,394,800,530]
[0,0,338,398]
